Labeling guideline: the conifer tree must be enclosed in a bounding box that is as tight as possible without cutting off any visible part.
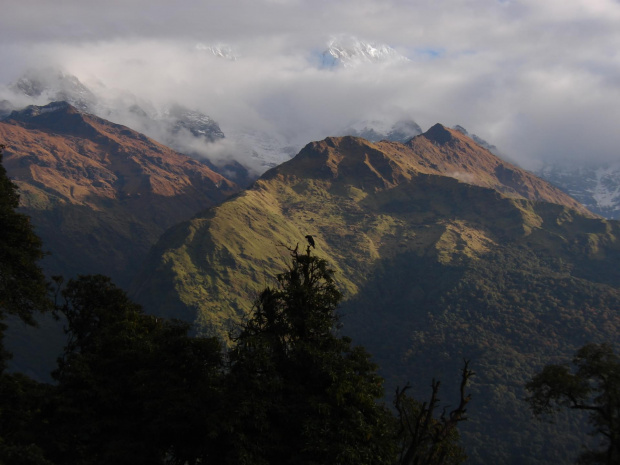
[0,144,50,336]
[223,245,395,464]
[48,275,224,465]
[0,144,53,462]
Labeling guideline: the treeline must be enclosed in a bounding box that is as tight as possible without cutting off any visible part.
[0,146,471,464]
[0,263,472,465]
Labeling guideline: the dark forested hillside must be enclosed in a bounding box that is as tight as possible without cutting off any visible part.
[343,244,620,463]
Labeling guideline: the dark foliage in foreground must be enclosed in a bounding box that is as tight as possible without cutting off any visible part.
[526,343,620,465]
[0,144,51,370]
[0,255,471,464]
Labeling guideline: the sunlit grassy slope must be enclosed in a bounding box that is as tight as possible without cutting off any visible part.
[132,128,607,334]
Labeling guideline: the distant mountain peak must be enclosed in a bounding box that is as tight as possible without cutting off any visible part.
[162,103,224,141]
[536,161,620,219]
[10,68,97,112]
[422,123,456,145]
[321,36,408,68]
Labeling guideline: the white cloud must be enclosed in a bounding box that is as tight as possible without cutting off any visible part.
[2,0,620,168]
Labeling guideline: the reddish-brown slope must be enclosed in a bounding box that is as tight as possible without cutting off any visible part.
[0,102,239,286]
[1,102,235,207]
[271,124,592,216]
[403,124,591,214]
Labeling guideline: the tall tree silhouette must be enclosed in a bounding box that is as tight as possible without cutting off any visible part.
[223,246,395,464]
[0,143,51,367]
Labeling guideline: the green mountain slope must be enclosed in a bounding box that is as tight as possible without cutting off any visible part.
[131,126,598,326]
[130,126,620,464]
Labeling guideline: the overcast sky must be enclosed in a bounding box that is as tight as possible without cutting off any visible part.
[2,0,620,168]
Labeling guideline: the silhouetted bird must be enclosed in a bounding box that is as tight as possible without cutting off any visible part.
[305,235,315,248]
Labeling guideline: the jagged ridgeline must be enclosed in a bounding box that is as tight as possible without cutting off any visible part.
[131,125,620,464]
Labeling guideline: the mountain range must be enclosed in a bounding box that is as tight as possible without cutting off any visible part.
[6,65,619,223]
[1,66,426,181]
[2,96,620,463]
[131,123,592,320]
[320,36,409,68]
[0,101,238,287]
[7,69,226,143]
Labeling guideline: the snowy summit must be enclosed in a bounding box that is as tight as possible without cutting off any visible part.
[321,36,409,68]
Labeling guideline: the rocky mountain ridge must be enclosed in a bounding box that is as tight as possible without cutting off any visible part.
[131,124,598,334]
[277,124,592,215]
[0,101,238,286]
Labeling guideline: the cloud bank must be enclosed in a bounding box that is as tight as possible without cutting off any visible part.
[2,0,620,169]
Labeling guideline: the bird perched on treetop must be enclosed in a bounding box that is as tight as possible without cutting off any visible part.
[305,235,315,248]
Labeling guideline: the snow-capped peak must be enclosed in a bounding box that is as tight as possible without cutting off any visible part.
[537,161,620,219]
[321,36,409,68]
[10,68,97,112]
